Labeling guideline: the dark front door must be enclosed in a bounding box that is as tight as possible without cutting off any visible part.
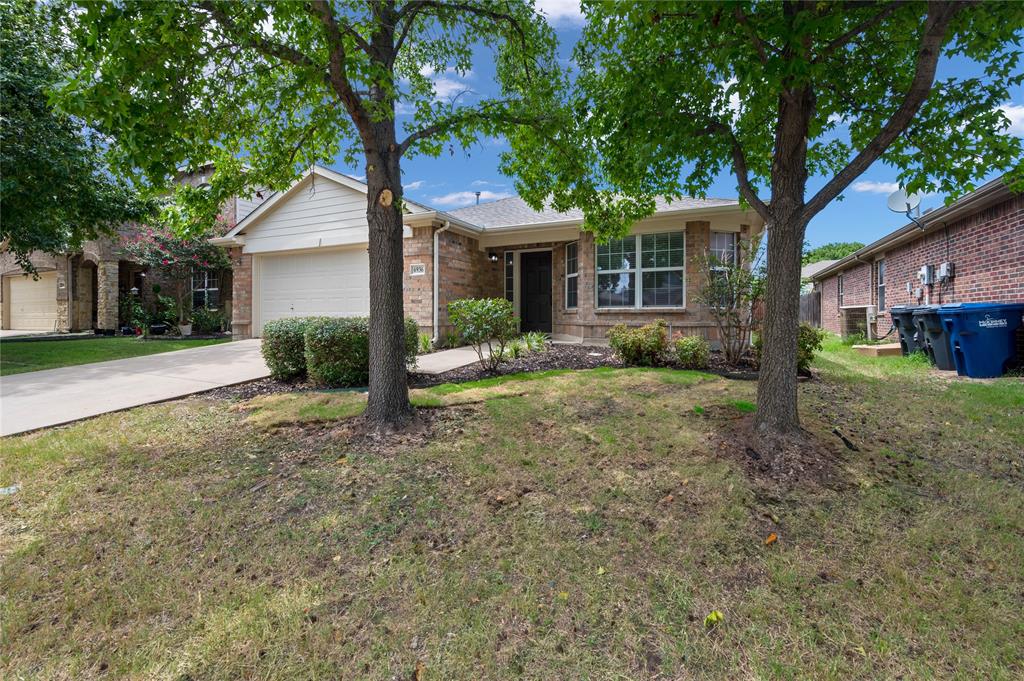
[519,251,552,333]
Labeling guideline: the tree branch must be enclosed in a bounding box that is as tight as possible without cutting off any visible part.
[398,105,546,156]
[732,6,777,64]
[198,1,317,69]
[688,116,771,219]
[306,0,372,134]
[815,1,906,62]
[804,1,965,217]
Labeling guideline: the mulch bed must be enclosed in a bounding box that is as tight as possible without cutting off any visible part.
[408,344,623,388]
[204,344,767,401]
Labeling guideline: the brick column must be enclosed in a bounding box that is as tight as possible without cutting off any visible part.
[96,260,119,331]
[230,248,253,338]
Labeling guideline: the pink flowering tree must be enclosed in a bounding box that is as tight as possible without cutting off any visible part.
[121,225,230,326]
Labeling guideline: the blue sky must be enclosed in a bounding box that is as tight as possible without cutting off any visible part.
[331,2,1024,249]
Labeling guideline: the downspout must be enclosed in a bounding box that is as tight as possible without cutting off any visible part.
[432,220,451,343]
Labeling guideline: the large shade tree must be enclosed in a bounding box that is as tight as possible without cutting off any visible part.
[61,0,563,427]
[0,0,149,273]
[503,0,1024,435]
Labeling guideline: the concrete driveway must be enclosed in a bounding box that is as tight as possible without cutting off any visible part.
[1,339,268,436]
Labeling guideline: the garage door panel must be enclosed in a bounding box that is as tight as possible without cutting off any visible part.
[7,272,58,330]
[257,250,370,335]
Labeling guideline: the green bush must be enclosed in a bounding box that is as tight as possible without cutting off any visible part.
[607,319,668,366]
[418,332,432,354]
[191,307,224,334]
[447,297,519,370]
[304,317,418,387]
[752,322,825,374]
[797,322,826,373]
[674,335,710,369]
[261,317,323,380]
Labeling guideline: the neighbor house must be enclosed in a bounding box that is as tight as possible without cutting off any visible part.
[211,165,765,343]
[0,164,264,334]
[808,177,1023,338]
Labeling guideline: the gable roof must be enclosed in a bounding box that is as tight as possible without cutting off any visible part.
[220,165,433,240]
[801,259,839,280]
[445,195,739,229]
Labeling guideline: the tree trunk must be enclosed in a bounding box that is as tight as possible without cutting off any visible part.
[363,136,413,429]
[755,74,814,435]
[754,214,806,434]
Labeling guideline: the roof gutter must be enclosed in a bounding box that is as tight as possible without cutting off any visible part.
[432,220,452,343]
[810,177,1011,281]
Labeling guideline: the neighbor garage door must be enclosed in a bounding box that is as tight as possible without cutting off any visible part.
[256,248,370,336]
[5,272,58,330]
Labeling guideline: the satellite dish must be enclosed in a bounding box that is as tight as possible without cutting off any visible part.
[886,188,921,215]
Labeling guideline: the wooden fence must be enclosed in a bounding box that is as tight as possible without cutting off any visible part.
[799,290,821,327]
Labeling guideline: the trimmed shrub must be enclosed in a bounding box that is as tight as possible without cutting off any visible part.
[191,307,224,334]
[674,335,710,370]
[607,319,668,366]
[447,297,519,371]
[304,316,418,387]
[261,316,323,380]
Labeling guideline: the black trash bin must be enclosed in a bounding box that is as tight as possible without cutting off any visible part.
[912,306,956,370]
[889,305,922,356]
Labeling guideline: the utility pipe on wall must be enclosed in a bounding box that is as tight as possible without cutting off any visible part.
[432,220,451,343]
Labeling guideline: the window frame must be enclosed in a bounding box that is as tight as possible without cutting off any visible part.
[876,259,886,311]
[191,269,221,310]
[564,241,578,310]
[709,231,738,269]
[594,230,686,310]
[837,274,844,307]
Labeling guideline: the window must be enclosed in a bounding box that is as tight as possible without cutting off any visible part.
[596,231,685,309]
[837,274,844,307]
[709,231,738,307]
[710,231,737,266]
[876,260,886,311]
[192,270,220,310]
[565,242,578,309]
[504,252,514,302]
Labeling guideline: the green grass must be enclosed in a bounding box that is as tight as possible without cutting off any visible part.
[2,346,1022,679]
[0,336,230,375]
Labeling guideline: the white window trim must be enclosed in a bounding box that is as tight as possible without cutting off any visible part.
[876,259,886,311]
[709,231,738,271]
[564,241,578,310]
[594,231,686,310]
[192,269,220,310]
[837,274,845,307]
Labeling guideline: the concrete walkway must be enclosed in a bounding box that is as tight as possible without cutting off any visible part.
[415,345,488,374]
[1,339,268,436]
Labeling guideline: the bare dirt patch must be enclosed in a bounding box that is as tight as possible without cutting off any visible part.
[710,415,850,491]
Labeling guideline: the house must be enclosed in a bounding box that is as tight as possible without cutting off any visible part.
[211,165,765,343]
[808,177,1023,338]
[0,164,263,334]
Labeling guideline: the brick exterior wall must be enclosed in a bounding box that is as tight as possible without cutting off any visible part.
[818,193,1024,336]
[229,248,253,338]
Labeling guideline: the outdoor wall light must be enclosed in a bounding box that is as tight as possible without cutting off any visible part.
[488,252,499,263]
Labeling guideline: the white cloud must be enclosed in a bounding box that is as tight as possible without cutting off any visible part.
[851,180,900,194]
[998,103,1024,136]
[432,76,473,100]
[431,190,513,207]
[471,179,508,187]
[405,180,426,190]
[535,0,584,25]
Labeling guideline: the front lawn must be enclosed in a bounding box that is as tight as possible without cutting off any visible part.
[0,336,230,375]
[1,343,1022,679]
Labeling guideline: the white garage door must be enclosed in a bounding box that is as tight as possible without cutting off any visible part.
[257,248,370,335]
[6,272,58,330]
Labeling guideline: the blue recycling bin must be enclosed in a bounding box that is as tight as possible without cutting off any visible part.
[939,302,1024,378]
